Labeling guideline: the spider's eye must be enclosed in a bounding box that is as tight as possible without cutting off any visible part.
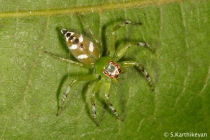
[103,61,121,79]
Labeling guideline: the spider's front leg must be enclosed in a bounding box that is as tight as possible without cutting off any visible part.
[89,80,122,125]
[89,80,103,126]
[104,82,123,121]
[121,61,154,91]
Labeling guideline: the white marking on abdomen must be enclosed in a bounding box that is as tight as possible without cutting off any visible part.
[89,42,94,52]
[79,35,83,42]
[69,44,78,50]
[66,37,69,42]
[77,54,88,59]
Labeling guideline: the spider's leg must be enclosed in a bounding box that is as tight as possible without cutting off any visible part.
[120,61,154,91]
[76,14,102,49]
[56,75,99,116]
[109,20,142,57]
[44,50,91,68]
[89,80,103,126]
[116,41,154,61]
[104,82,123,121]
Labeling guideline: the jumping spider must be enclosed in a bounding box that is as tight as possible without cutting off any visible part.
[45,16,154,125]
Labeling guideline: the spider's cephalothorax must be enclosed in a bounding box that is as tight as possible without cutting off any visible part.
[103,61,121,78]
[45,18,154,126]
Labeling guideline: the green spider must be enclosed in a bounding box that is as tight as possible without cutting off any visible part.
[45,18,154,125]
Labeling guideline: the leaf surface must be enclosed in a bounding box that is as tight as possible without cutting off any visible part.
[0,0,209,139]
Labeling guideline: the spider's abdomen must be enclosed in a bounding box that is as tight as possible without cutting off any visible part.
[61,29,101,65]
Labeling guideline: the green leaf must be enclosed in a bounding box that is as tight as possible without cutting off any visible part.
[0,0,209,139]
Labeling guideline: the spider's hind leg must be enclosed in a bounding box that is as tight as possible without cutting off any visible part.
[56,75,98,116]
[109,20,142,57]
[76,13,102,48]
[44,50,87,68]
